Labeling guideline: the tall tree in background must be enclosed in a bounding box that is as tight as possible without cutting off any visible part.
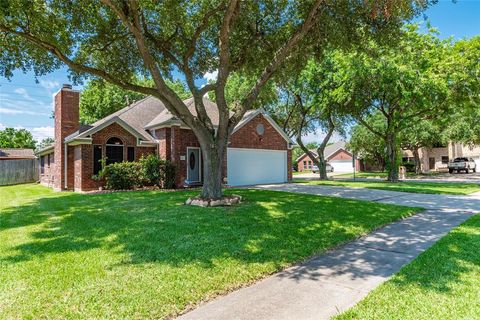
[337,26,458,182]
[80,78,190,124]
[0,128,36,149]
[36,137,55,150]
[348,115,387,172]
[400,119,445,174]
[0,0,431,199]
[272,57,346,180]
[442,36,480,145]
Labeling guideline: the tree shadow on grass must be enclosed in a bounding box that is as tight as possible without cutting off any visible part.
[1,189,418,278]
[386,215,480,293]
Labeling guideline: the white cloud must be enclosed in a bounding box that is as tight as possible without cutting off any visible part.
[203,70,218,82]
[31,126,54,141]
[40,79,60,91]
[0,107,49,116]
[0,123,5,130]
[13,87,35,101]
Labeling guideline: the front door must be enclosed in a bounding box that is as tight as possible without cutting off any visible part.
[429,157,435,170]
[187,148,201,182]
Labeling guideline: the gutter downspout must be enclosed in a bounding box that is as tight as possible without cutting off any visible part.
[64,142,68,190]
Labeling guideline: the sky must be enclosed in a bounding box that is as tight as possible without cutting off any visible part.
[0,0,479,143]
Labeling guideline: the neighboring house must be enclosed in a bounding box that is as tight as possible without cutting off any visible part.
[402,143,480,173]
[0,148,36,160]
[296,141,360,173]
[37,84,293,192]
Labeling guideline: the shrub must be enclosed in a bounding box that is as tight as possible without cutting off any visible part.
[161,161,176,189]
[140,154,176,188]
[140,154,162,186]
[402,162,416,172]
[99,161,142,190]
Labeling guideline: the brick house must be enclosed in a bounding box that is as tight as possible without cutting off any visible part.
[296,141,360,173]
[37,85,293,191]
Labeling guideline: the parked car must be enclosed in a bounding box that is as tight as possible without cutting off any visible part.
[448,157,477,174]
[312,163,334,173]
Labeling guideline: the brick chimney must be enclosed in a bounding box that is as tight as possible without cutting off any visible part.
[53,84,80,190]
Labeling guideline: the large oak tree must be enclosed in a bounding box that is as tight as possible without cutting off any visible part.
[0,0,431,199]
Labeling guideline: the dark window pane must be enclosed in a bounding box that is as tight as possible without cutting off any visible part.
[40,156,45,174]
[106,145,123,165]
[93,145,102,174]
[106,137,123,145]
[127,147,135,162]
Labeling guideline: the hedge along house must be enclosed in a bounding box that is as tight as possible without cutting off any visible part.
[37,84,293,192]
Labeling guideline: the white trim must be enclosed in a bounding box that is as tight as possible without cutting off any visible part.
[296,151,319,162]
[186,147,202,183]
[64,142,68,189]
[67,137,92,146]
[295,147,352,163]
[146,122,192,131]
[326,147,352,160]
[36,145,54,156]
[65,117,150,143]
[231,109,294,146]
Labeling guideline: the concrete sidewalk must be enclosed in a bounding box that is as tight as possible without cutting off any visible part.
[179,185,480,320]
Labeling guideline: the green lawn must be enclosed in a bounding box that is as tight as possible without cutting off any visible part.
[0,184,419,319]
[336,214,480,320]
[336,171,440,179]
[297,180,480,195]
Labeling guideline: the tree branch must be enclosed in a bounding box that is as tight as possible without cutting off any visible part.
[0,24,158,97]
[231,0,326,125]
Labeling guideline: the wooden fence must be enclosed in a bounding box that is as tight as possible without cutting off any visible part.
[0,159,39,186]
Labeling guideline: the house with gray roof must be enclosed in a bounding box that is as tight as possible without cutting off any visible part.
[37,84,293,191]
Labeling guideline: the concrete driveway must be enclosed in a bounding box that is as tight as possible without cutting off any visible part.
[179,184,480,320]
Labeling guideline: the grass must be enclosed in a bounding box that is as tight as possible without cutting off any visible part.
[296,179,480,195]
[0,184,419,319]
[336,171,442,178]
[335,214,480,320]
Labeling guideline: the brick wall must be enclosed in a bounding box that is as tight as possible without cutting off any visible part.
[297,154,314,172]
[53,87,80,190]
[39,151,56,187]
[170,126,201,187]
[229,114,288,150]
[155,128,171,160]
[73,122,156,191]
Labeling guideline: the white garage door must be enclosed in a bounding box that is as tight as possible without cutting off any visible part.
[330,160,354,173]
[227,148,287,186]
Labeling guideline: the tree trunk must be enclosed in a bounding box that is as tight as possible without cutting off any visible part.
[295,135,321,179]
[316,120,335,180]
[386,132,399,182]
[413,147,421,174]
[195,131,228,200]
